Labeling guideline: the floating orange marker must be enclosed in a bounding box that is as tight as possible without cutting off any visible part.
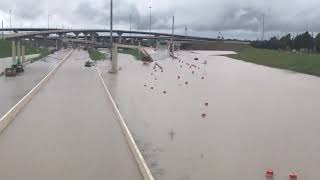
[265,169,274,178]
[289,173,297,180]
[201,113,207,118]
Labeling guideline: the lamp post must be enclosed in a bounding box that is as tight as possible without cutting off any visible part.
[149,6,152,32]
[9,10,12,34]
[110,0,113,45]
[48,14,51,29]
[130,14,132,37]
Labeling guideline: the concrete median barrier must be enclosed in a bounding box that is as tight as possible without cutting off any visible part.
[96,68,155,180]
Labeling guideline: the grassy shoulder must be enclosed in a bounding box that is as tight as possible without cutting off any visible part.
[88,49,106,61]
[0,39,47,58]
[118,48,144,60]
[227,47,320,77]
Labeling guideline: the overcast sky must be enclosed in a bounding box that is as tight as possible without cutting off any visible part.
[0,0,319,40]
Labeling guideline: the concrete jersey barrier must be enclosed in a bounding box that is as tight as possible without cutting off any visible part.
[96,68,155,180]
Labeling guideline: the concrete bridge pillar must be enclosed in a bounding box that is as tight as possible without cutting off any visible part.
[110,43,118,73]
[117,32,123,44]
[12,41,16,65]
[82,32,89,41]
[21,45,25,63]
[74,32,80,39]
[17,41,21,65]
[90,33,95,42]
[138,41,141,54]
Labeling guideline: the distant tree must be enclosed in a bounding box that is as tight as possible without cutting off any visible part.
[280,34,292,50]
[293,31,313,52]
[316,33,320,52]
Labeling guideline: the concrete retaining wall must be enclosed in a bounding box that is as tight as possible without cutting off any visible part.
[0,50,73,134]
[96,69,155,180]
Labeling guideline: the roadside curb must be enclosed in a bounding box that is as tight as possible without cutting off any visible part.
[96,68,155,180]
[0,50,74,134]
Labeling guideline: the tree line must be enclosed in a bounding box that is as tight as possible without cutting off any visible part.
[251,31,320,53]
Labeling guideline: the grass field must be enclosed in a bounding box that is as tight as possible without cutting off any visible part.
[88,49,106,61]
[227,47,320,77]
[118,48,144,60]
[0,39,47,58]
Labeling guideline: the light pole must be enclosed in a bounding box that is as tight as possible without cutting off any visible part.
[171,15,175,58]
[48,14,51,29]
[110,0,113,45]
[1,20,3,39]
[129,14,132,37]
[149,6,152,32]
[9,10,12,34]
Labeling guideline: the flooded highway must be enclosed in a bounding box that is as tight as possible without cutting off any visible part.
[100,49,320,180]
[0,50,69,117]
[0,50,142,180]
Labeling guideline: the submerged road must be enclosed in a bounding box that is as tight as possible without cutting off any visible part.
[100,50,320,180]
[0,50,142,180]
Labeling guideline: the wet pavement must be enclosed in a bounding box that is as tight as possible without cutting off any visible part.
[0,50,142,180]
[100,50,320,180]
[0,50,68,117]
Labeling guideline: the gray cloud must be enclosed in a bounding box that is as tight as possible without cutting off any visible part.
[0,0,320,39]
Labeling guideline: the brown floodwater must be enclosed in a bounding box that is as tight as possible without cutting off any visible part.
[100,49,320,180]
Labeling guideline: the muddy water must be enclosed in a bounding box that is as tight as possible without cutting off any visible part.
[0,50,68,117]
[100,50,320,180]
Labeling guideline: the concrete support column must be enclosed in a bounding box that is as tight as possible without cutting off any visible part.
[110,43,118,73]
[90,33,95,42]
[12,41,16,65]
[138,41,141,54]
[117,33,123,44]
[74,32,79,39]
[17,41,21,65]
[21,45,25,63]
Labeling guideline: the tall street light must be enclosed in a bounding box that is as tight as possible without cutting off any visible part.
[149,6,152,32]
[110,0,113,45]
[129,14,132,37]
[48,14,51,29]
[9,10,12,34]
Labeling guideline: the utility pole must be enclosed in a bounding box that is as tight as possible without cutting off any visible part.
[130,14,132,37]
[261,14,265,41]
[110,0,113,45]
[149,5,152,32]
[1,20,3,39]
[9,10,12,34]
[48,14,51,29]
[185,26,188,36]
[171,15,175,58]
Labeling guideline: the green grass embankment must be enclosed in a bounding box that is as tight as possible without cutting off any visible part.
[227,47,320,77]
[0,39,48,59]
[88,49,106,61]
[118,48,144,60]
